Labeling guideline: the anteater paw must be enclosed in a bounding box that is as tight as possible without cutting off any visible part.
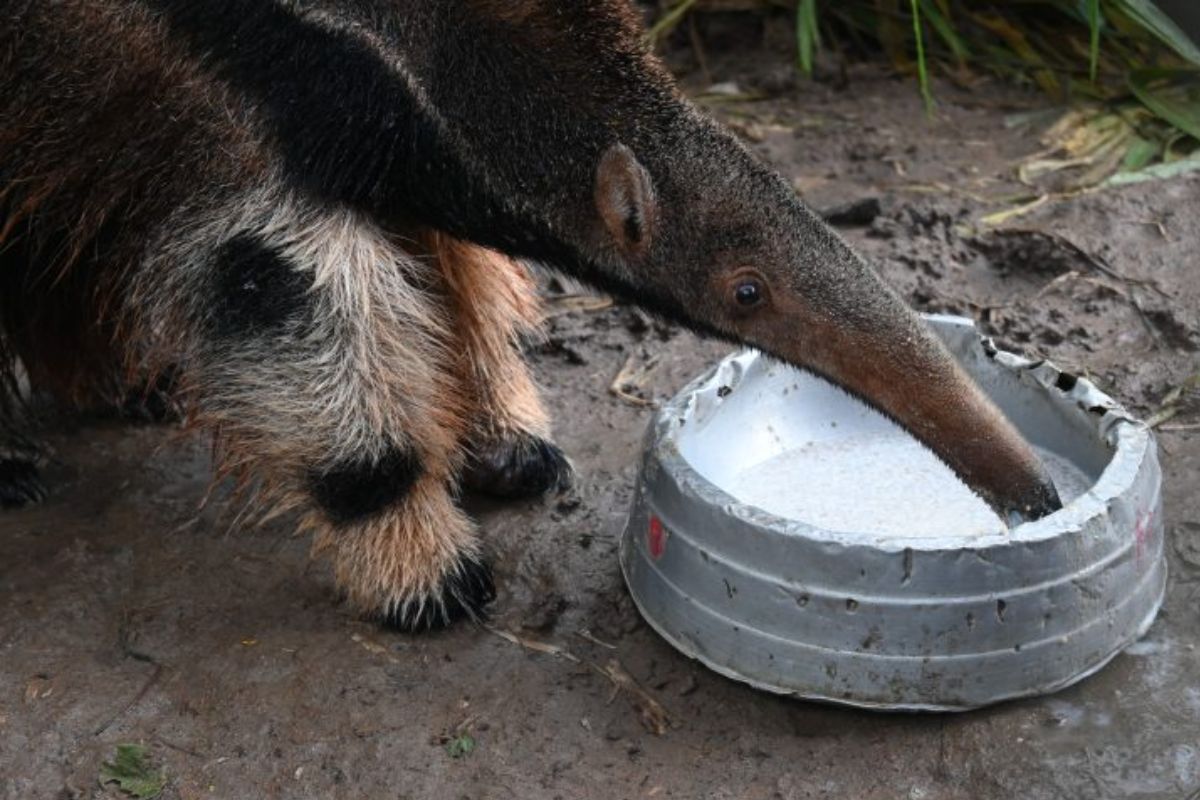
[0,458,46,508]
[462,433,574,499]
[379,555,497,633]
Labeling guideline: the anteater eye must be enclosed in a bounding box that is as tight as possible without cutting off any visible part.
[733,278,764,307]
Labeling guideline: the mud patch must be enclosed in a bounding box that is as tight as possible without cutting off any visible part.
[970,229,1105,279]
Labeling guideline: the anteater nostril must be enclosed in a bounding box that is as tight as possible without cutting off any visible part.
[308,445,423,525]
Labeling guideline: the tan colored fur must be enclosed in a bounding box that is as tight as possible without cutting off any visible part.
[123,183,551,614]
[308,227,552,613]
[6,0,557,615]
[419,231,551,444]
[310,474,478,617]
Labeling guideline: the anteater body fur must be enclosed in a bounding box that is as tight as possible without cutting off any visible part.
[1,0,1062,629]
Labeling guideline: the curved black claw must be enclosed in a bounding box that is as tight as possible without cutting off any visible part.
[462,433,574,500]
[380,556,497,633]
[0,458,47,508]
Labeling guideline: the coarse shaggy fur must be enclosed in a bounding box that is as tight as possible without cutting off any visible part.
[1,0,1062,629]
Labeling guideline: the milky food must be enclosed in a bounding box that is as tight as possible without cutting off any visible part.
[677,354,1095,542]
[725,438,1090,539]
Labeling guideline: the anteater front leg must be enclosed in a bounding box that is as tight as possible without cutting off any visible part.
[423,233,573,499]
[135,197,493,629]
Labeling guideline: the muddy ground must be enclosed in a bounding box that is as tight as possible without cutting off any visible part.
[3,22,1200,800]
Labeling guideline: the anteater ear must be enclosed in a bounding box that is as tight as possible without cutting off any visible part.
[595,143,657,259]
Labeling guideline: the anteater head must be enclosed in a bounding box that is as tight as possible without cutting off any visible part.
[589,137,1062,523]
[413,1,1060,522]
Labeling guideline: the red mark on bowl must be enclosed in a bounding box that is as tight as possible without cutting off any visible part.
[1134,509,1155,559]
[648,515,667,560]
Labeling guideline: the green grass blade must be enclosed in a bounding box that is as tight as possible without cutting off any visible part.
[1086,0,1101,82]
[1109,0,1200,66]
[1128,68,1200,139]
[910,0,935,113]
[797,0,820,76]
[918,0,968,63]
[647,0,700,45]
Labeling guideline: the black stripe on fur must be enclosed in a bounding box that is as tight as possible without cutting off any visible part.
[138,1,721,341]
[138,2,514,240]
[308,445,424,526]
[208,234,310,339]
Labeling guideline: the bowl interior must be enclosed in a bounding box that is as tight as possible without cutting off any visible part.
[674,344,1111,542]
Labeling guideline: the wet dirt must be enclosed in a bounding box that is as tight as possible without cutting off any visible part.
[3,28,1200,800]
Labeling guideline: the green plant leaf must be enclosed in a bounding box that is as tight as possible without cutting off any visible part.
[1108,0,1200,66]
[1086,0,1102,81]
[1129,68,1200,139]
[797,0,821,76]
[910,0,935,113]
[1121,135,1161,170]
[918,0,968,63]
[99,745,166,800]
[971,12,1061,96]
[645,0,1198,153]
[445,733,476,759]
[1106,152,1200,184]
[646,0,699,45]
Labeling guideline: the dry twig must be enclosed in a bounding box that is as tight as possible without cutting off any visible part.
[487,627,673,735]
[610,352,661,408]
[543,294,614,319]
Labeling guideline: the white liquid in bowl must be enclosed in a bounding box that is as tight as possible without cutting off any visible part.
[725,438,1091,539]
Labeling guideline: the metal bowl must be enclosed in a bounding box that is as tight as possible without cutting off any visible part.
[619,314,1166,711]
